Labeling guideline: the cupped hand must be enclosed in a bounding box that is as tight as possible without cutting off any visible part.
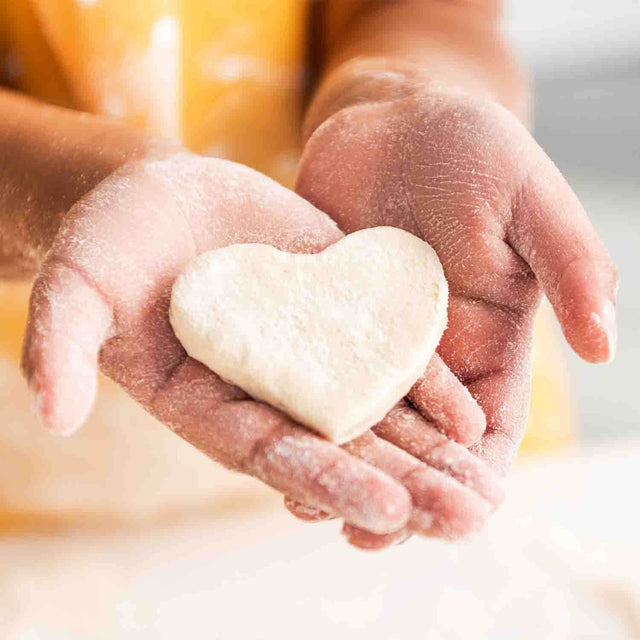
[295,82,617,548]
[22,152,502,546]
[297,86,618,480]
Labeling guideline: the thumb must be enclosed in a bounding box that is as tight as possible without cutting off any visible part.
[22,257,113,435]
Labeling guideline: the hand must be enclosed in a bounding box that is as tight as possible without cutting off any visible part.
[297,85,618,478]
[296,82,618,547]
[22,152,503,546]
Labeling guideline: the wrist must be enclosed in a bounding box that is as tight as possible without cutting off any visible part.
[0,91,180,277]
[305,56,530,143]
[303,58,443,140]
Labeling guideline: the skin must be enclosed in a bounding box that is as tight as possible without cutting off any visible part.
[0,0,617,548]
[1,93,502,542]
[16,148,502,540]
[290,0,618,548]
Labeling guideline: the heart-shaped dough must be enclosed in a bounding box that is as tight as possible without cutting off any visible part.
[170,227,448,444]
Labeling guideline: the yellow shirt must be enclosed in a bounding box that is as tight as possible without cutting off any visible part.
[0,0,572,528]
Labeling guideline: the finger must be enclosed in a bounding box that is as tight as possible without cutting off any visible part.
[509,153,618,363]
[214,403,411,535]
[284,497,335,522]
[433,292,537,475]
[343,431,492,540]
[149,359,411,535]
[21,258,113,435]
[342,523,411,551]
[468,369,532,475]
[373,402,505,508]
[408,353,486,446]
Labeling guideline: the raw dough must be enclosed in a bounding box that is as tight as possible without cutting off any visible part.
[169,227,448,444]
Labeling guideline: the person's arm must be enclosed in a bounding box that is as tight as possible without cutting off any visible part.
[0,89,170,278]
[307,0,529,137]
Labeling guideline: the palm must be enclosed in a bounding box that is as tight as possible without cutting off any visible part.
[298,91,617,475]
[23,152,503,548]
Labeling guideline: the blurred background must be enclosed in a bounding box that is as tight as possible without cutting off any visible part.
[1,1,639,638]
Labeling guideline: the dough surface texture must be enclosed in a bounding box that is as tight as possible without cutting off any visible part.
[170,227,448,444]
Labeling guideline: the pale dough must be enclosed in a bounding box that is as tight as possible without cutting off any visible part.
[169,227,448,444]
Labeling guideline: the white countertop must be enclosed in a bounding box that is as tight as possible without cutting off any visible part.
[2,442,639,639]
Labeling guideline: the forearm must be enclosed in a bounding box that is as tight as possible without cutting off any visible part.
[306,0,530,138]
[0,90,171,278]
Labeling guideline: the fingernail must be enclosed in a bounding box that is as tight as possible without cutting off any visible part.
[394,531,412,546]
[600,299,617,363]
[29,383,75,437]
[31,388,45,426]
[28,377,46,425]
